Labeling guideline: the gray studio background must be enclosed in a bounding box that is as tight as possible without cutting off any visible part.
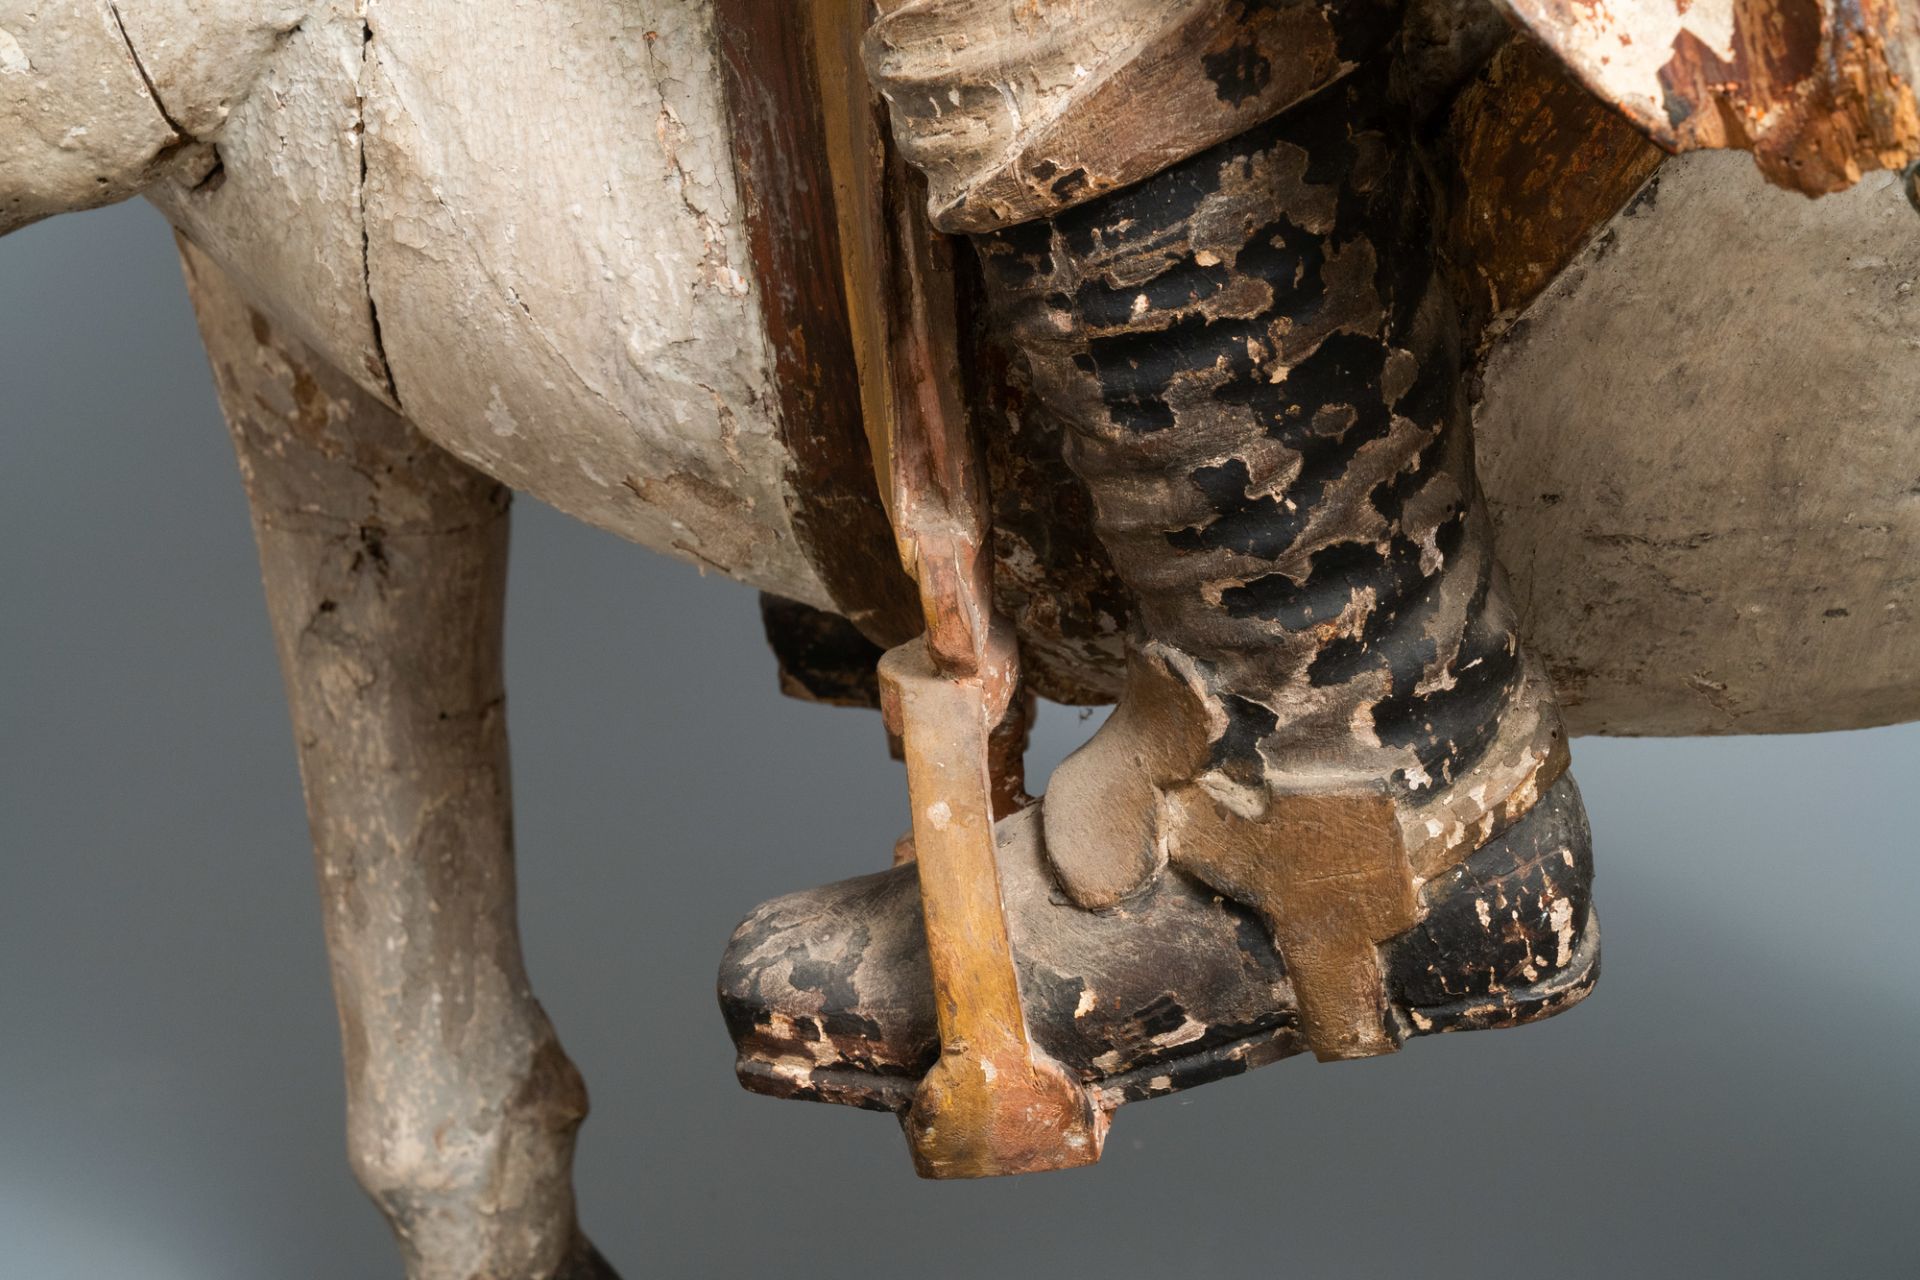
[2,201,1914,1279]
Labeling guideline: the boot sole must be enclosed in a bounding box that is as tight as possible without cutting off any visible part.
[734,904,1600,1116]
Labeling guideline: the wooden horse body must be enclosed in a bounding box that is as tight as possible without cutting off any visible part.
[8,2,1911,731]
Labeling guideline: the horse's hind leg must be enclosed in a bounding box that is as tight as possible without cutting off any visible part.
[178,237,617,1280]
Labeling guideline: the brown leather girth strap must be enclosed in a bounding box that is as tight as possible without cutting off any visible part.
[807,0,1100,1177]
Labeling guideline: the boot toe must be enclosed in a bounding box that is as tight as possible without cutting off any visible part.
[719,806,1302,1111]
[719,862,936,1112]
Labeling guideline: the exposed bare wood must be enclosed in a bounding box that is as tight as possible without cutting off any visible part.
[807,0,883,497]
[2,0,1917,1252]
[714,0,922,647]
[864,0,1398,232]
[1442,35,1666,346]
[855,60,1084,1168]
[884,168,1000,677]
[807,0,1031,775]
[722,760,1598,1114]
[7,0,1908,744]
[1499,0,1920,193]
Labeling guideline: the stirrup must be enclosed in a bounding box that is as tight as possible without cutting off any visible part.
[826,90,1102,1173]
[880,635,1105,1177]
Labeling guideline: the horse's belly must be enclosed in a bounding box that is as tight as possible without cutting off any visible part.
[1478,152,1920,735]
[156,0,828,606]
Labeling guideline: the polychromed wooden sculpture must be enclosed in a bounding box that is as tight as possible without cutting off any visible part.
[4,0,1916,1274]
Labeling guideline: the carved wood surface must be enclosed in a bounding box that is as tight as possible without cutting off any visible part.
[4,1,1914,1263]
[1476,150,1920,734]
[722,774,1597,1110]
[714,0,923,646]
[147,1,390,398]
[865,0,1400,232]
[181,237,616,1280]
[7,2,1916,740]
[1441,34,1666,346]
[1499,0,1920,193]
[1,0,195,232]
[350,0,836,602]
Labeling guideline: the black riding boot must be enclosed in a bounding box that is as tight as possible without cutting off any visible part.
[721,67,1596,1112]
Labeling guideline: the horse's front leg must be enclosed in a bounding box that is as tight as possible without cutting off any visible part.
[178,237,616,1280]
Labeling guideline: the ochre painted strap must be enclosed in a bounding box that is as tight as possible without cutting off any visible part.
[882,641,1103,1177]
[1168,787,1419,1061]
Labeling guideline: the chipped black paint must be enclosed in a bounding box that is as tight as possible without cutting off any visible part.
[1203,38,1273,107]
[721,17,1598,1131]
[718,783,1597,1115]
[1388,775,1596,1008]
[976,67,1525,796]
